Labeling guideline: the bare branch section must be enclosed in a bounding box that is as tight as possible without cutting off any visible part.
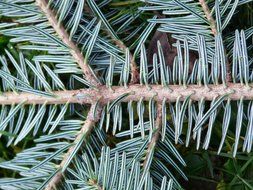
[35,0,100,86]
[1,83,253,105]
[198,0,232,83]
[45,104,103,190]
[143,103,162,168]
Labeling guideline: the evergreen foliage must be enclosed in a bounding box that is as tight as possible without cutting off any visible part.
[0,0,252,189]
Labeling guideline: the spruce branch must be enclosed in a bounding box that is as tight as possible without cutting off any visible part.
[35,0,101,87]
[143,103,162,168]
[45,103,103,190]
[0,1,252,189]
[1,83,253,105]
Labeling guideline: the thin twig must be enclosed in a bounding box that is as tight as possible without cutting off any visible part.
[198,0,217,35]
[34,3,103,188]
[83,2,139,84]
[108,38,140,84]
[225,56,233,83]
[143,103,162,168]
[45,104,103,190]
[109,38,139,84]
[198,0,232,82]
[36,0,101,87]
[1,83,253,105]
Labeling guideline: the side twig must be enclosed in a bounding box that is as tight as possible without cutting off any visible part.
[83,2,139,84]
[36,0,100,86]
[45,104,103,190]
[34,2,104,189]
[198,0,232,82]
[198,0,217,35]
[143,103,162,168]
[109,38,139,84]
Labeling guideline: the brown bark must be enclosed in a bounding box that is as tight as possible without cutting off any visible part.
[198,0,217,36]
[1,83,253,105]
[143,103,163,169]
